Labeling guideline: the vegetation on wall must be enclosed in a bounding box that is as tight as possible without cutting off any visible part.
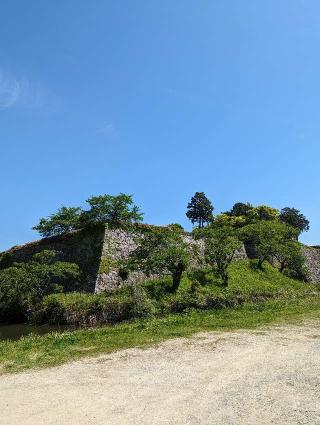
[0,192,315,331]
[0,193,318,375]
[33,193,143,237]
[128,229,196,292]
[80,194,143,228]
[217,202,310,236]
[32,207,83,238]
[98,256,119,275]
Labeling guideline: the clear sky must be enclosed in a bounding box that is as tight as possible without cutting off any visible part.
[0,0,319,251]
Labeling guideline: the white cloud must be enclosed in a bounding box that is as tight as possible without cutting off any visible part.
[0,72,21,108]
[0,70,46,110]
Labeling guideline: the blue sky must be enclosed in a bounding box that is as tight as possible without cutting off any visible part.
[0,0,319,251]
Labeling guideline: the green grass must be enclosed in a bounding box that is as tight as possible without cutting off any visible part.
[1,260,320,375]
[1,297,320,375]
[143,261,319,312]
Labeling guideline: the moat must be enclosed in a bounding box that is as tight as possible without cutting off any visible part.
[0,324,69,341]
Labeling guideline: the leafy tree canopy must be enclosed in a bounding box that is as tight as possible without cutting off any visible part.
[225,202,253,217]
[213,213,248,229]
[240,221,299,269]
[186,192,214,228]
[33,206,82,237]
[215,204,279,229]
[279,207,310,235]
[80,193,143,228]
[273,240,307,280]
[0,250,82,322]
[129,229,195,292]
[196,225,241,286]
[250,205,279,221]
[33,194,143,237]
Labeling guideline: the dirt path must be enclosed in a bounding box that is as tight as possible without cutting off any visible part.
[1,322,320,425]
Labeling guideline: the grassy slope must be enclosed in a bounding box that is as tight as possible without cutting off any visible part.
[0,261,319,374]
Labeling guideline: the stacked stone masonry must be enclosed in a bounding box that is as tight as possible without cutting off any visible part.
[1,225,319,293]
[96,228,250,292]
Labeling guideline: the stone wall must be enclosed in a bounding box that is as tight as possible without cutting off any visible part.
[0,227,105,292]
[94,228,248,292]
[301,246,320,283]
[1,225,319,294]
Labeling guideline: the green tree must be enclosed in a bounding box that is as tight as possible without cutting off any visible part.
[248,205,279,222]
[0,250,82,322]
[81,193,143,227]
[220,204,279,228]
[279,207,310,237]
[225,202,253,217]
[186,192,214,228]
[240,221,298,269]
[33,206,82,237]
[167,223,184,232]
[213,213,248,229]
[198,226,241,286]
[273,240,306,279]
[129,230,194,292]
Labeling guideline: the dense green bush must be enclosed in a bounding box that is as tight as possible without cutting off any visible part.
[167,223,184,232]
[39,285,155,326]
[40,293,131,325]
[0,250,82,323]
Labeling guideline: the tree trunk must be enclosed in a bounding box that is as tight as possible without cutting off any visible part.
[221,270,228,287]
[171,269,183,292]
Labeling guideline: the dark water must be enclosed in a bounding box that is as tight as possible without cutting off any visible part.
[0,324,70,341]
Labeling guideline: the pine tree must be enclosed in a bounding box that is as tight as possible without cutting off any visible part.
[186,192,214,228]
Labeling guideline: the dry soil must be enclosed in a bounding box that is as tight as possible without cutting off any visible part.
[1,321,320,425]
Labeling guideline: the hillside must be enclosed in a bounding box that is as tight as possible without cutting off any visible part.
[0,259,319,373]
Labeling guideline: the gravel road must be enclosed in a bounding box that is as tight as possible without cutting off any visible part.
[1,321,320,425]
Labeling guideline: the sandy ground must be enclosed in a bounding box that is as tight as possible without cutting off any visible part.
[1,322,320,425]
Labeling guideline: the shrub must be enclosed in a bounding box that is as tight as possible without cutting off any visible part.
[39,285,155,326]
[126,285,156,318]
[0,250,82,323]
[142,277,174,299]
[167,223,184,232]
[195,225,242,286]
[40,292,132,326]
